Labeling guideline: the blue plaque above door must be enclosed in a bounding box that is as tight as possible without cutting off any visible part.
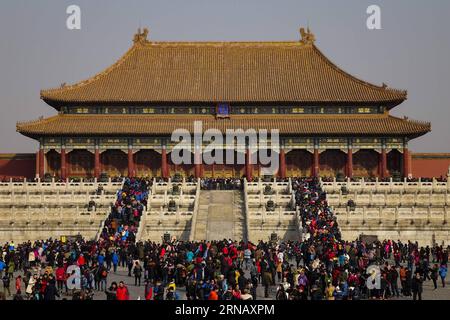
[216,103,230,118]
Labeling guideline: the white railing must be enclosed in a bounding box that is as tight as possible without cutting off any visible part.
[0,206,107,222]
[335,205,450,225]
[188,178,201,241]
[148,194,196,211]
[135,206,147,242]
[244,178,299,241]
[95,214,108,241]
[326,192,450,208]
[247,207,296,217]
[290,191,296,209]
[295,206,303,241]
[243,179,250,242]
[148,210,194,216]
[320,177,450,194]
[0,206,107,217]
[0,178,124,193]
[246,178,291,194]
[0,192,117,206]
[151,178,157,195]
[153,178,197,195]
[246,192,294,207]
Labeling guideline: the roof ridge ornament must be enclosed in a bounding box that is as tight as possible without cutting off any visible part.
[300,27,316,45]
[133,27,149,44]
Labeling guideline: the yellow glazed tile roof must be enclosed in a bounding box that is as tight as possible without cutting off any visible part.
[17,114,430,138]
[40,35,407,105]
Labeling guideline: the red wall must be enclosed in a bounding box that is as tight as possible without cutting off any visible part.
[0,154,36,179]
[1,152,450,180]
[412,154,450,179]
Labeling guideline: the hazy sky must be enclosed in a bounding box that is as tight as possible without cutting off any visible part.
[0,0,449,153]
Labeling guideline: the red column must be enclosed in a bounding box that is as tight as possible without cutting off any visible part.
[313,148,319,177]
[194,149,202,178]
[347,149,353,178]
[39,148,45,178]
[408,150,412,177]
[279,149,286,179]
[195,164,201,178]
[94,148,100,178]
[403,147,410,178]
[380,148,387,178]
[60,148,67,180]
[161,147,168,179]
[35,151,40,178]
[245,149,253,181]
[128,148,135,177]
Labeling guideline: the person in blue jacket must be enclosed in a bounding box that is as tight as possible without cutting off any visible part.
[97,252,105,266]
[0,258,6,279]
[112,251,119,273]
[186,250,194,263]
[439,264,447,288]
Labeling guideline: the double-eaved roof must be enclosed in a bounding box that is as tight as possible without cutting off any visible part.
[17,29,431,139]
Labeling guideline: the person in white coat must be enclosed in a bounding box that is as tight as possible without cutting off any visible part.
[28,251,36,268]
[26,274,37,296]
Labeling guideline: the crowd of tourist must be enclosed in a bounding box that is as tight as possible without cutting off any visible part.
[200,178,242,190]
[0,238,448,301]
[289,177,448,300]
[0,177,448,301]
[98,177,150,245]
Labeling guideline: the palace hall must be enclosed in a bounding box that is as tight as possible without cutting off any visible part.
[16,28,431,180]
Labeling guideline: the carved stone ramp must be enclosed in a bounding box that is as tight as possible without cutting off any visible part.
[193,190,245,241]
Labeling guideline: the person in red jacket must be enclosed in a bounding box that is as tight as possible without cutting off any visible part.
[229,246,238,261]
[144,280,153,300]
[208,288,219,300]
[160,247,166,259]
[15,275,22,295]
[116,281,129,300]
[77,254,86,267]
[55,266,66,292]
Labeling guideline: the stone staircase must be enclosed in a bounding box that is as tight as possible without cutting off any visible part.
[192,190,246,241]
[232,191,246,241]
[96,180,146,243]
[192,191,210,240]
